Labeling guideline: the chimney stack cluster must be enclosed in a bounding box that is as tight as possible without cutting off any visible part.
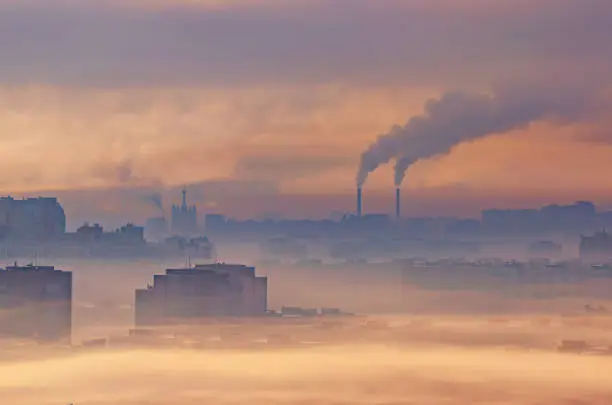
[355,187,402,219]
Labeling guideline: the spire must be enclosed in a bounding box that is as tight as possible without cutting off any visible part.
[181,186,187,209]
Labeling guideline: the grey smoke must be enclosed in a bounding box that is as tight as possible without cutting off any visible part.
[144,193,164,216]
[356,83,597,187]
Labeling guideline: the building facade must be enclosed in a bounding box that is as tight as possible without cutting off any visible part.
[135,263,267,326]
[145,217,168,242]
[0,264,72,341]
[0,197,66,241]
[580,230,612,263]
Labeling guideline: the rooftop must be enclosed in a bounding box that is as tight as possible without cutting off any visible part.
[2,264,65,272]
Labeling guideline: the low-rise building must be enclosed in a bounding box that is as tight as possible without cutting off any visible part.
[580,230,612,263]
[0,264,72,342]
[135,263,267,326]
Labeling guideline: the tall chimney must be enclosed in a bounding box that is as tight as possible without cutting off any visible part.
[357,187,362,217]
[395,187,400,219]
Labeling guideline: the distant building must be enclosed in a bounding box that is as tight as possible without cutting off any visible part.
[0,264,72,342]
[171,188,197,236]
[482,208,540,234]
[162,235,215,259]
[135,263,267,326]
[528,241,563,259]
[482,201,597,235]
[70,223,145,245]
[145,217,167,242]
[204,214,226,234]
[580,230,612,263]
[111,223,145,245]
[0,197,66,241]
[75,222,103,242]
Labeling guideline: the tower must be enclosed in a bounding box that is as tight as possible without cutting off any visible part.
[395,188,401,219]
[357,187,362,217]
[171,187,198,235]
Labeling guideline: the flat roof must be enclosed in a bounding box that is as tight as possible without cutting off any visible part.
[2,264,69,272]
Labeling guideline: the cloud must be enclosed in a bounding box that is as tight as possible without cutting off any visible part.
[0,85,400,193]
[1,0,611,219]
[0,0,609,87]
[234,153,354,183]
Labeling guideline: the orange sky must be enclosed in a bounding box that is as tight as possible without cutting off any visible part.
[1,86,611,194]
[0,0,610,220]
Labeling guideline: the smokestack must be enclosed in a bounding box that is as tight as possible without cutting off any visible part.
[395,187,400,219]
[356,83,596,188]
[357,187,362,217]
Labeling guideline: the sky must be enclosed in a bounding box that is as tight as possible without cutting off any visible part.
[1,0,611,222]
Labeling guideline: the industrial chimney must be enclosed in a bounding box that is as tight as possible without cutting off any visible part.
[357,187,363,217]
[395,187,400,219]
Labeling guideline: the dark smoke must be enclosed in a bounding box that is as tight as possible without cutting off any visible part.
[144,192,164,216]
[356,82,597,187]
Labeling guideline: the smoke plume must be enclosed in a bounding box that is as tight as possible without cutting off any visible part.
[356,82,597,187]
[144,192,164,216]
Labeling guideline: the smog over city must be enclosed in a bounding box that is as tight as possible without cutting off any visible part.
[1,1,612,404]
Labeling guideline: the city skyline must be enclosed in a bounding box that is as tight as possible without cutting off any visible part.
[0,0,611,220]
[9,185,612,231]
[4,3,612,404]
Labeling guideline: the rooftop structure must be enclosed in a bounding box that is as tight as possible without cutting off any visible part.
[0,264,72,342]
[171,187,197,236]
[135,263,267,326]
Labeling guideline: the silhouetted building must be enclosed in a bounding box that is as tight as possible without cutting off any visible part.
[0,264,72,341]
[528,241,563,259]
[580,230,612,262]
[75,222,103,242]
[145,217,167,242]
[70,223,144,245]
[541,201,596,231]
[482,208,540,234]
[0,197,66,241]
[171,187,197,235]
[204,214,226,234]
[111,223,145,245]
[482,201,597,235]
[162,235,215,259]
[135,263,267,326]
